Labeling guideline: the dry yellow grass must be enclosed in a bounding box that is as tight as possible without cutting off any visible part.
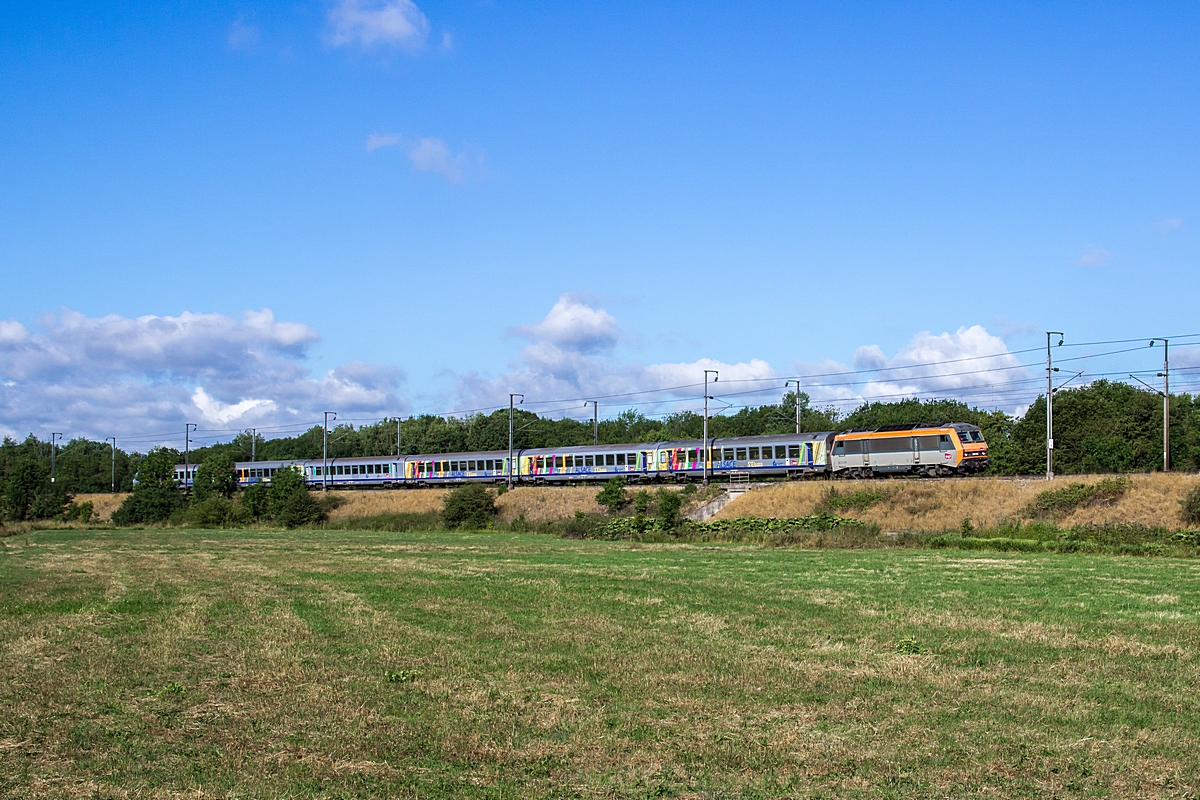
[324,489,448,520]
[494,486,603,523]
[324,486,604,523]
[73,492,129,522]
[716,473,1200,531]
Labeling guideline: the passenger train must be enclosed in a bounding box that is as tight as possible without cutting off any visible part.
[174,423,988,488]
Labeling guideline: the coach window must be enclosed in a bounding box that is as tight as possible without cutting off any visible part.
[605,454,614,466]
[581,455,590,467]
[735,447,746,461]
[616,453,625,466]
[748,446,760,460]
[786,445,799,459]
[554,456,563,469]
[720,448,732,461]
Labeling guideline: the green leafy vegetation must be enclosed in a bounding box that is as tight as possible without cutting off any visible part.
[815,486,890,513]
[594,476,629,513]
[440,484,497,530]
[1024,476,1129,519]
[1181,485,1200,526]
[3,528,1199,797]
[266,469,324,529]
[111,448,184,526]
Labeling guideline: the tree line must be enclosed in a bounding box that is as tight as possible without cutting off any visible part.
[3,380,1198,521]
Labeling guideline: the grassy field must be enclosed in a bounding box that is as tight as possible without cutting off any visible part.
[1,529,1198,799]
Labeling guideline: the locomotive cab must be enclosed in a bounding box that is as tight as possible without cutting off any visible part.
[952,424,989,472]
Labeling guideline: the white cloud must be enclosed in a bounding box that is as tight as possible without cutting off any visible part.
[454,296,777,415]
[454,299,1030,420]
[0,309,406,446]
[1076,247,1111,267]
[510,294,620,354]
[366,134,483,183]
[0,320,28,344]
[327,0,429,51]
[852,344,887,370]
[227,20,260,50]
[1158,217,1183,233]
[440,31,453,52]
[407,137,477,183]
[800,326,1029,413]
[193,388,275,425]
[366,133,401,152]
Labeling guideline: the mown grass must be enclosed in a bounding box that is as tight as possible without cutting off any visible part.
[1,529,1199,798]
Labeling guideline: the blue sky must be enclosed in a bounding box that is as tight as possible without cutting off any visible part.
[2,2,1198,445]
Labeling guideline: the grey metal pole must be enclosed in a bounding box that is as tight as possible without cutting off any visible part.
[1045,332,1062,480]
[703,370,718,486]
[250,428,256,462]
[508,394,524,489]
[184,423,196,492]
[50,432,62,483]
[106,437,116,492]
[584,401,598,445]
[1151,338,1170,471]
[1164,339,1170,472]
[397,417,401,459]
[323,411,336,492]
[785,380,801,434]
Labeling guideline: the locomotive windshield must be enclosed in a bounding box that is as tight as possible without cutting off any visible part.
[957,430,985,443]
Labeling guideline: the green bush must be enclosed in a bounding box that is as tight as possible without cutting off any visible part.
[3,459,68,521]
[441,484,497,530]
[193,453,238,501]
[1024,476,1129,519]
[112,488,184,526]
[816,487,889,514]
[64,500,94,523]
[180,497,249,528]
[656,488,682,529]
[268,469,324,529]
[595,477,629,514]
[242,483,270,521]
[1181,486,1200,526]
